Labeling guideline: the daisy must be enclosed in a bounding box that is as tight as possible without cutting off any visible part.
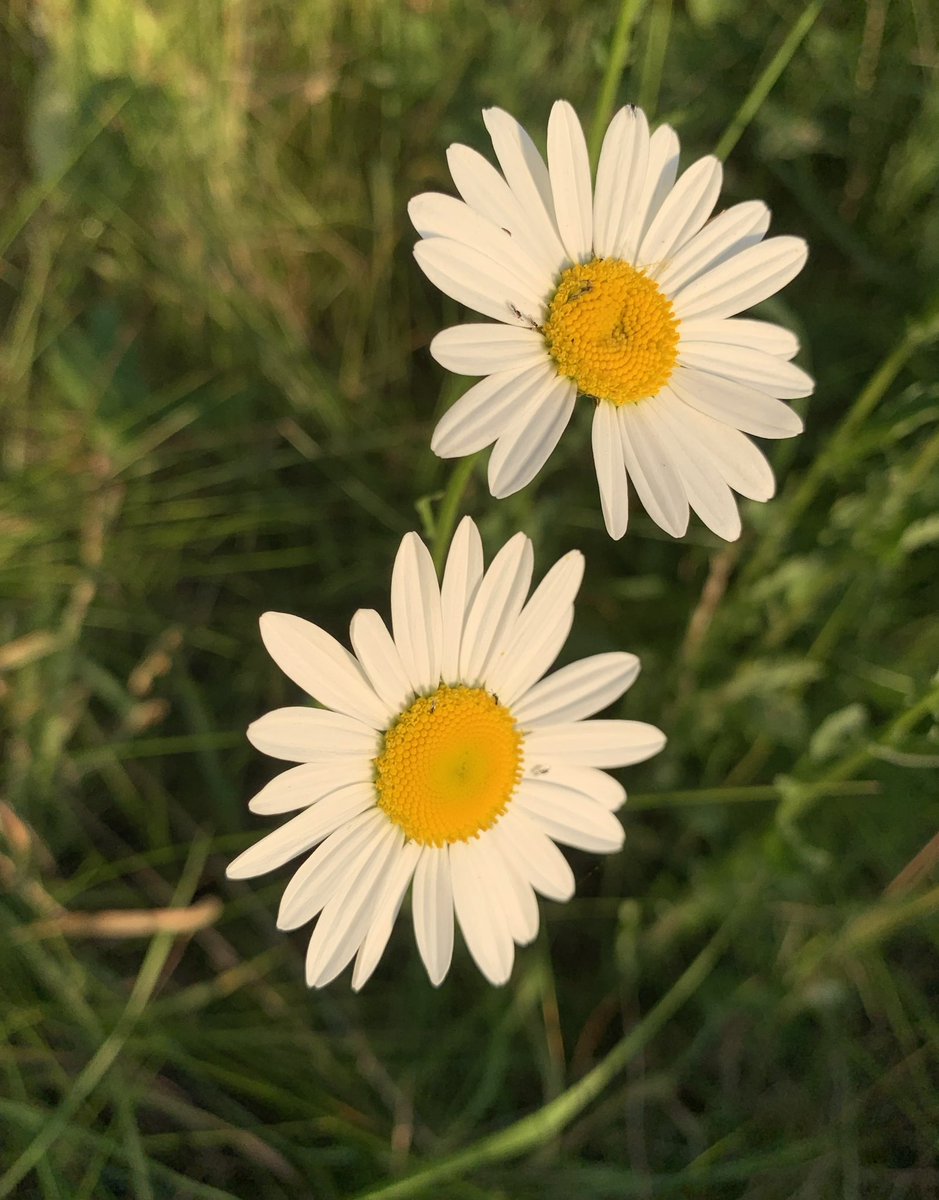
[228,518,665,989]
[409,101,813,541]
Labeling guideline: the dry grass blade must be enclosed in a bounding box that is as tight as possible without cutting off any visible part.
[20,896,223,941]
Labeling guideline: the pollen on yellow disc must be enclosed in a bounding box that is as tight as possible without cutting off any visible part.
[543,258,680,407]
[374,685,523,847]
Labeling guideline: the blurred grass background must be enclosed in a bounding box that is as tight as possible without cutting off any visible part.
[2,0,939,1195]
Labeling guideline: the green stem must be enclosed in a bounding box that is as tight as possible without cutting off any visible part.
[588,0,647,163]
[627,779,880,810]
[714,0,824,161]
[780,677,939,827]
[0,838,210,1198]
[636,0,672,118]
[353,901,745,1199]
[745,305,939,582]
[431,455,479,573]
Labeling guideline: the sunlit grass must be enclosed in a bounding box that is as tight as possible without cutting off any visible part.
[2,0,938,1196]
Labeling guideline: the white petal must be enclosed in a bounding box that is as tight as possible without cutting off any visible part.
[679,343,814,398]
[673,236,808,321]
[593,105,650,260]
[450,839,514,985]
[259,612,389,728]
[412,847,454,986]
[275,808,386,928]
[248,759,371,816]
[305,822,402,987]
[514,652,640,727]
[672,401,776,501]
[459,532,533,685]
[637,156,723,270]
[439,515,484,683]
[487,375,576,499]
[485,550,584,704]
[516,779,625,853]
[431,324,551,376]
[618,403,690,538]
[529,763,627,811]
[409,192,552,296]
[228,782,376,881]
[633,124,681,254]
[351,840,422,991]
[482,832,540,944]
[431,362,557,459]
[679,317,800,360]
[466,833,536,947]
[592,401,629,539]
[493,808,575,902]
[446,143,563,280]
[482,107,567,266]
[499,608,573,714]
[653,201,770,294]
[391,533,443,695]
[526,720,667,768]
[247,707,380,763]
[349,609,413,717]
[670,365,804,439]
[547,99,593,263]
[414,237,546,327]
[645,394,742,541]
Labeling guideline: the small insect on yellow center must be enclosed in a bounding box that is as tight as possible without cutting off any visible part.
[543,258,680,407]
[374,685,523,847]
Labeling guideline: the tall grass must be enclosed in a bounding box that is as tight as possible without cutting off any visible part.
[2,0,938,1196]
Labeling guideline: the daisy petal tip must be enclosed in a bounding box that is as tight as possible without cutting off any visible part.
[711,508,743,543]
[453,514,480,537]
[549,97,577,122]
[555,877,576,904]
[258,610,289,642]
[411,241,431,270]
[483,963,512,988]
[400,529,426,555]
[226,849,259,882]
[487,472,522,501]
[406,193,430,228]
[350,955,375,992]
[620,652,642,686]
[661,513,690,540]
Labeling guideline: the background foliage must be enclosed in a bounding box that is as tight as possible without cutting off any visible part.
[2,0,938,1196]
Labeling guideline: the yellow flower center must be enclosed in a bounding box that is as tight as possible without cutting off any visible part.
[374,685,523,847]
[543,258,680,406]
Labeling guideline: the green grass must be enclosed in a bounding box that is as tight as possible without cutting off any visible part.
[2,0,939,1196]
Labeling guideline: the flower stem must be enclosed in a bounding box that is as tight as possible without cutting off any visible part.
[353,897,748,1198]
[714,0,824,161]
[431,454,478,573]
[588,0,647,163]
[744,303,939,582]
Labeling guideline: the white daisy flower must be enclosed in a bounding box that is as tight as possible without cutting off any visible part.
[409,101,813,542]
[228,518,665,989]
